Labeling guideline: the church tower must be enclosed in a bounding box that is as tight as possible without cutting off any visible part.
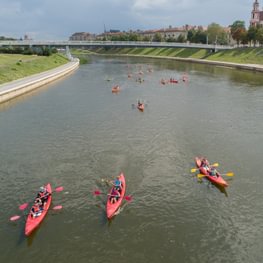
[250,0,261,26]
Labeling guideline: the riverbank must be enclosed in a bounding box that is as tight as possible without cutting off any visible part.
[89,47,263,72]
[0,58,79,104]
[0,53,69,85]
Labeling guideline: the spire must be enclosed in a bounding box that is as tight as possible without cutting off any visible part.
[253,0,259,11]
[250,0,260,26]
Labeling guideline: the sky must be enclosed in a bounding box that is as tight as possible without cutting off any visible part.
[0,0,255,40]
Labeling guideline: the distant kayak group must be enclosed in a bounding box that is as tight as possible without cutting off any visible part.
[110,64,189,113]
[161,74,188,85]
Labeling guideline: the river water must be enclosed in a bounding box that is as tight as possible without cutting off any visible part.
[0,55,263,263]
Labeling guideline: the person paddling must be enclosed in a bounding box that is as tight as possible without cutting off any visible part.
[110,187,121,204]
[37,186,51,206]
[209,167,218,177]
[30,203,42,218]
[201,158,210,172]
[111,175,122,192]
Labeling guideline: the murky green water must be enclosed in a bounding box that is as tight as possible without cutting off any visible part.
[0,56,263,263]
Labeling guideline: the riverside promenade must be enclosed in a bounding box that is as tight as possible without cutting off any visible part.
[0,58,79,104]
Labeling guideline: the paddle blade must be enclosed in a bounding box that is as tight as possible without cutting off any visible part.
[197,174,205,179]
[93,190,101,196]
[211,163,219,167]
[124,196,132,202]
[55,186,64,192]
[224,172,234,177]
[10,215,21,221]
[191,168,198,173]
[19,203,28,211]
[53,205,62,210]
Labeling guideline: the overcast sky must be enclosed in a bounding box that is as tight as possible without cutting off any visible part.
[0,0,255,40]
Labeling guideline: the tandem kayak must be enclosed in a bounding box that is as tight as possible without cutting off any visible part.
[106,173,126,219]
[25,183,52,236]
[137,103,144,111]
[195,157,228,187]
[112,85,120,92]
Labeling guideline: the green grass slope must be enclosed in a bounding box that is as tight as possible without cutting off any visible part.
[0,53,68,85]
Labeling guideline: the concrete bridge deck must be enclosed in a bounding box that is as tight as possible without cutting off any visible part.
[0,40,234,50]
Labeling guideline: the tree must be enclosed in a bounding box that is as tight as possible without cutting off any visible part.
[247,26,257,46]
[230,20,246,46]
[207,23,221,44]
[207,23,229,45]
[187,30,195,42]
[177,34,186,43]
[256,27,263,45]
[152,33,162,42]
[195,30,207,44]
[142,36,151,42]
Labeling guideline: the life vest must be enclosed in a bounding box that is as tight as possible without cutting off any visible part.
[33,205,40,213]
[39,192,46,198]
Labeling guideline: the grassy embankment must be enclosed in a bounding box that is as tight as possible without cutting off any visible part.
[70,49,92,64]
[90,46,263,65]
[0,53,69,85]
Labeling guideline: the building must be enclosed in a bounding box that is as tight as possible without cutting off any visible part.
[250,0,263,26]
[69,32,95,41]
[138,26,187,41]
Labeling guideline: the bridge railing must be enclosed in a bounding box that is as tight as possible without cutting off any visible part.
[0,40,234,50]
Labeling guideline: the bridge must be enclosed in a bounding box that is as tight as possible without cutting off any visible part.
[0,40,234,51]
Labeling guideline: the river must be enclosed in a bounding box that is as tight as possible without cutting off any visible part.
[0,55,263,263]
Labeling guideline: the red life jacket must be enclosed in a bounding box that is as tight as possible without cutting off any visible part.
[33,205,40,213]
[39,192,45,198]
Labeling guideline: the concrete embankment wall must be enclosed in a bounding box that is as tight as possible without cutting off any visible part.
[0,58,79,104]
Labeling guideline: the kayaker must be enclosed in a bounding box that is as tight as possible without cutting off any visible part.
[35,197,42,206]
[138,100,144,107]
[111,176,122,192]
[209,167,218,177]
[30,203,42,218]
[110,187,120,204]
[201,158,210,171]
[37,186,50,205]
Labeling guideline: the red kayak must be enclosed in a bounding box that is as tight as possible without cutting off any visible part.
[106,173,126,219]
[137,103,144,111]
[25,183,52,236]
[195,157,228,187]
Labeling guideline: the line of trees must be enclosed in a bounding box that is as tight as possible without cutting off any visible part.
[0,46,58,56]
[102,21,263,46]
[230,20,263,46]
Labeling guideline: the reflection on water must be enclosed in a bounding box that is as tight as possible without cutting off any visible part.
[0,55,263,263]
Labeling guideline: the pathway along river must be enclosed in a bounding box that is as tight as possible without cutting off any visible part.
[0,56,263,263]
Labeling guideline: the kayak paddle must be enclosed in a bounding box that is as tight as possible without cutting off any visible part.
[18,186,64,210]
[197,172,234,178]
[10,205,63,221]
[93,190,132,201]
[220,172,234,177]
[191,163,219,173]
